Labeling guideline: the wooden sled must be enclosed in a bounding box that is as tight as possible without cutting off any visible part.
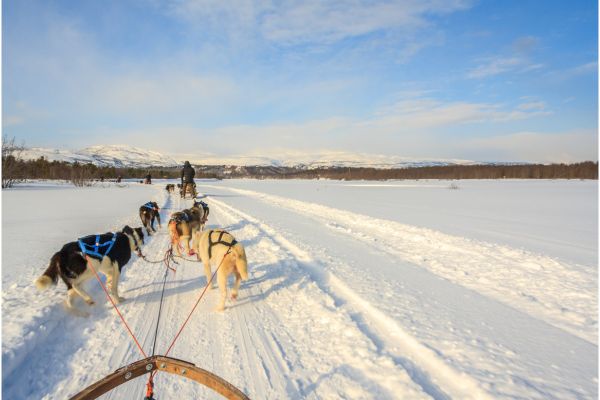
[69,355,250,400]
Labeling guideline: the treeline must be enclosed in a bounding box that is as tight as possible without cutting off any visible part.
[232,161,598,180]
[7,157,218,182]
[6,156,599,183]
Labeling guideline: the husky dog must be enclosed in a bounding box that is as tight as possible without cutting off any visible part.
[34,225,144,316]
[180,182,197,199]
[165,184,175,193]
[168,200,209,256]
[195,200,210,229]
[133,226,145,245]
[192,229,248,311]
[139,201,161,236]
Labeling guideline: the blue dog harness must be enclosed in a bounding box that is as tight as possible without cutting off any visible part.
[143,202,157,210]
[171,213,189,223]
[78,233,117,259]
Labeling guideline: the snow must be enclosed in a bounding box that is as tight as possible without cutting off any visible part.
[172,151,478,169]
[2,179,597,399]
[21,145,478,169]
[21,145,179,168]
[79,145,179,168]
[20,148,98,165]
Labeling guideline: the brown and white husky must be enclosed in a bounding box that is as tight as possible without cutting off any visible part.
[168,200,209,256]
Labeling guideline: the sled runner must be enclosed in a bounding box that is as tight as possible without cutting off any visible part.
[69,355,249,400]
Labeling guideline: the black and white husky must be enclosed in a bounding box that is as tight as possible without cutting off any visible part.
[139,201,161,236]
[34,226,144,316]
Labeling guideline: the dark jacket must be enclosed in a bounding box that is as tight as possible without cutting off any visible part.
[181,162,195,183]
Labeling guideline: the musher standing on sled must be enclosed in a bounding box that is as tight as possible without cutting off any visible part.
[181,161,195,199]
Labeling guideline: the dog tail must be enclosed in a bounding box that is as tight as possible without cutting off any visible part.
[232,244,248,280]
[35,252,60,290]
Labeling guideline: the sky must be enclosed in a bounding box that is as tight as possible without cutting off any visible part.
[2,0,598,163]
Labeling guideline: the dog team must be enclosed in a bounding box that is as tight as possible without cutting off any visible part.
[35,181,248,314]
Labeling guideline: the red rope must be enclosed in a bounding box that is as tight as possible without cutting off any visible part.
[163,248,231,357]
[163,248,177,273]
[144,374,155,400]
[86,256,148,358]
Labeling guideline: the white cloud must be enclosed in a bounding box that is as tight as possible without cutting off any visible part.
[94,74,238,115]
[2,116,25,127]
[518,101,546,111]
[102,97,558,158]
[1,102,50,128]
[464,130,598,163]
[467,36,543,79]
[539,61,598,83]
[165,0,472,46]
[467,56,543,79]
[368,98,549,131]
[52,94,592,163]
[569,62,598,75]
[559,61,598,79]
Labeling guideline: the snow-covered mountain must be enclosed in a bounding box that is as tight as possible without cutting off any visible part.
[79,145,179,168]
[22,145,477,169]
[21,145,179,168]
[170,151,478,169]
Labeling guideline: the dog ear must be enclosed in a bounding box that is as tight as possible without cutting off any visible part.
[135,227,145,244]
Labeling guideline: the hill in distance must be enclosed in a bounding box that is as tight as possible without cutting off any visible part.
[21,145,479,169]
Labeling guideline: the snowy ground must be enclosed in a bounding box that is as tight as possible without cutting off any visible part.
[2,179,597,399]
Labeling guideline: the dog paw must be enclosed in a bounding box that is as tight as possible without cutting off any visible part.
[64,304,90,317]
[231,293,238,300]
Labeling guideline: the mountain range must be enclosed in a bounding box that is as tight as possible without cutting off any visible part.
[21,145,179,168]
[21,145,479,169]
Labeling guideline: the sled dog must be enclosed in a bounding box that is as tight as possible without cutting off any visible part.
[168,200,209,256]
[180,182,197,199]
[192,229,248,311]
[34,225,144,316]
[134,226,145,245]
[139,201,161,236]
[165,184,175,193]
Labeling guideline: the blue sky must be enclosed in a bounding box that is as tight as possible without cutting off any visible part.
[3,0,598,162]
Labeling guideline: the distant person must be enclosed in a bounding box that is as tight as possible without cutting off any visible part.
[181,161,195,198]
[145,174,152,184]
[116,176,122,183]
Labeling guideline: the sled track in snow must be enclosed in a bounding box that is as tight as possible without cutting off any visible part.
[208,196,493,400]
[3,181,596,399]
[203,185,597,344]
